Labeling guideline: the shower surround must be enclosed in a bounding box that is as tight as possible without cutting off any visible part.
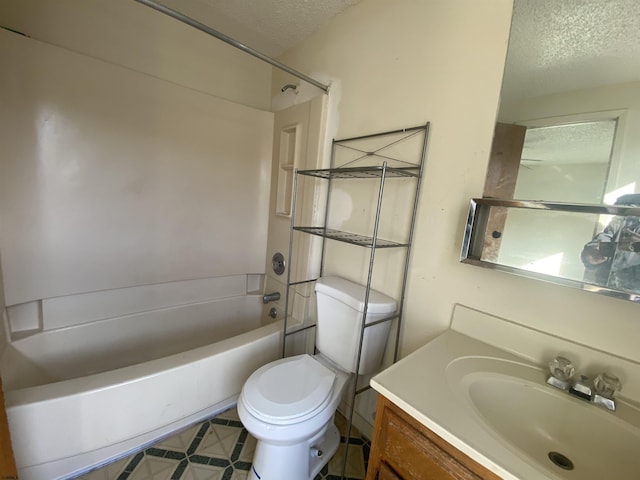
[0,22,276,480]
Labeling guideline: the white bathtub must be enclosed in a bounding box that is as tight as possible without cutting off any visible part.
[2,293,281,480]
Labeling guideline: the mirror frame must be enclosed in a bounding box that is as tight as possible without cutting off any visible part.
[461,198,640,303]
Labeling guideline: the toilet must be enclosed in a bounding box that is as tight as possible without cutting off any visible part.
[237,275,397,480]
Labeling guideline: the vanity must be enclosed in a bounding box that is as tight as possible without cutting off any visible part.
[367,395,500,480]
[366,305,640,480]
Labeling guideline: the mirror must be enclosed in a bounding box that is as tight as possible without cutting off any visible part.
[468,0,640,302]
[462,198,640,302]
[488,0,640,205]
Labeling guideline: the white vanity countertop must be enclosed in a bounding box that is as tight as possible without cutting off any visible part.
[371,330,567,480]
[371,305,640,480]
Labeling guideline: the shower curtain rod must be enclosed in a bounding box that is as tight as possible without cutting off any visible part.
[133,0,330,94]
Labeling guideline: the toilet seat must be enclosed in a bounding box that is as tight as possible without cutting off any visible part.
[241,354,336,425]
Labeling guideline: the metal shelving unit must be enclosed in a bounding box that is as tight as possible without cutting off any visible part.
[282,123,429,479]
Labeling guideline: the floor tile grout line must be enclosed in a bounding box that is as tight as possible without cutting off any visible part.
[170,458,188,480]
[230,428,248,463]
[186,422,209,456]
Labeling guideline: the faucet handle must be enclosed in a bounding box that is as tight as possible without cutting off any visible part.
[594,372,622,399]
[549,356,575,381]
[547,356,575,390]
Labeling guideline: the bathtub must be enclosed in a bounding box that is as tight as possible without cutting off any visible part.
[2,293,281,480]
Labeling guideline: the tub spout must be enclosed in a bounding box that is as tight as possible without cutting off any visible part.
[262,292,280,304]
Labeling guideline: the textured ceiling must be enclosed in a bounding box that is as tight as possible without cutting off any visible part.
[163,0,360,57]
[521,120,617,164]
[161,0,638,99]
[502,0,640,101]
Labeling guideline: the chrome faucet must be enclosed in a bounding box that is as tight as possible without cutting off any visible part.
[568,374,593,402]
[546,356,622,411]
[262,292,280,304]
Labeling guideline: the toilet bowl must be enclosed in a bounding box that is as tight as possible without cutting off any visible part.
[238,353,348,480]
[237,276,396,480]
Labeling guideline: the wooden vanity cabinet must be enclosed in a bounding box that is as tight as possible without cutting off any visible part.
[0,376,18,480]
[366,396,502,480]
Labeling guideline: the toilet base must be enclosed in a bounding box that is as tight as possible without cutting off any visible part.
[249,422,340,480]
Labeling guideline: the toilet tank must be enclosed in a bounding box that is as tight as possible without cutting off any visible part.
[314,276,397,375]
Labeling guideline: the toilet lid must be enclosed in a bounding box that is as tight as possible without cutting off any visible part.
[242,354,336,424]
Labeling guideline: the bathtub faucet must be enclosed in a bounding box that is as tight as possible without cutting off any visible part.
[262,292,280,304]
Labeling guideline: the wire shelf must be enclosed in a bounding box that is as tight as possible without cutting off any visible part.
[297,166,420,179]
[293,226,408,248]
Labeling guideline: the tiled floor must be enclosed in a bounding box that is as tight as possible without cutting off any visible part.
[76,407,370,480]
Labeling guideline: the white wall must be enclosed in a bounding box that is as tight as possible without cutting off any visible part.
[0,28,273,306]
[273,0,640,367]
[0,0,272,110]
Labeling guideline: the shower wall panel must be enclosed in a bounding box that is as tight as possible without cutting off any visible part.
[0,29,274,306]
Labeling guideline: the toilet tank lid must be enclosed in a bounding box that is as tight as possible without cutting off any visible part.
[315,276,397,315]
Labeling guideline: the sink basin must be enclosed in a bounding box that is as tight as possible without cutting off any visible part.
[447,357,640,479]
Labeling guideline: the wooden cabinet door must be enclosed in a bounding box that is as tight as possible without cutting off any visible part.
[382,406,482,479]
[1,376,18,480]
[379,462,402,480]
[367,396,502,480]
